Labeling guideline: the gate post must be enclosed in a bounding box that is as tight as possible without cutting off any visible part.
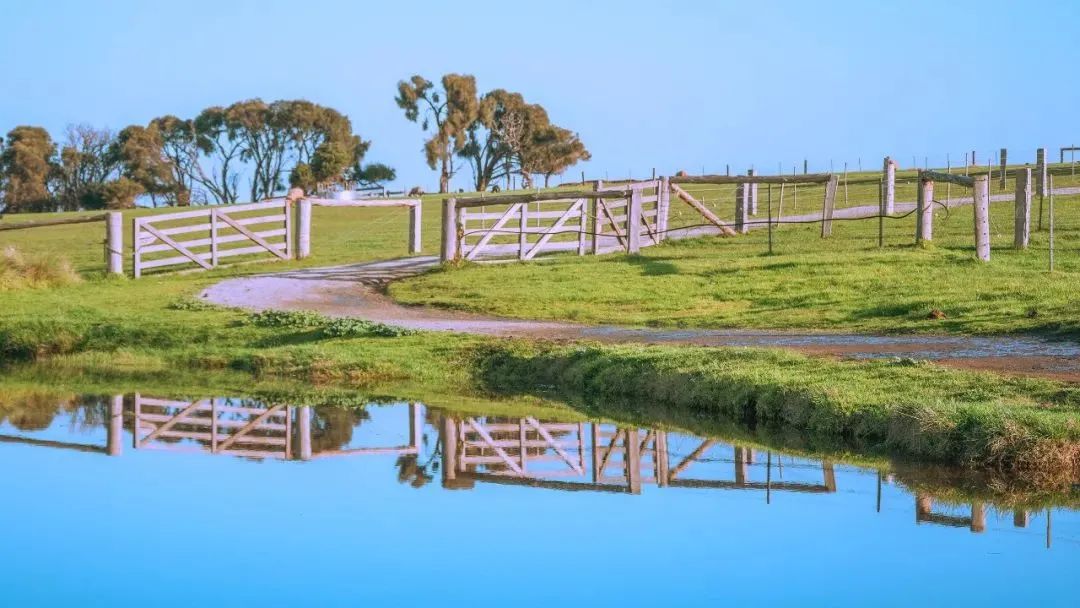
[657,176,670,241]
[105,211,123,275]
[297,199,312,259]
[973,174,991,261]
[1014,167,1032,249]
[734,184,748,234]
[882,157,896,214]
[821,175,838,238]
[440,198,458,263]
[408,201,422,254]
[626,189,642,254]
[747,168,758,215]
[916,173,934,243]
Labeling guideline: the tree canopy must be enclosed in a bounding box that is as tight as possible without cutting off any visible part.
[397,74,590,192]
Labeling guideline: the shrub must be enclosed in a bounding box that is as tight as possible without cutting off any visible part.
[246,309,328,328]
[322,317,417,338]
[167,297,216,311]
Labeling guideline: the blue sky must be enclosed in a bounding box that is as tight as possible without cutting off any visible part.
[2,0,1079,193]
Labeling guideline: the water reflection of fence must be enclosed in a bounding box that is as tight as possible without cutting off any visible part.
[439,417,836,496]
[132,394,421,461]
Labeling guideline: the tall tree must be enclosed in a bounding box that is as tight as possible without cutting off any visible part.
[395,74,479,193]
[53,124,121,211]
[112,124,188,206]
[0,126,56,212]
[522,124,591,187]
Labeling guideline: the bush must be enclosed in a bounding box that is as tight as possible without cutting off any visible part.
[0,246,81,291]
[246,309,328,328]
[322,317,417,338]
[167,297,216,311]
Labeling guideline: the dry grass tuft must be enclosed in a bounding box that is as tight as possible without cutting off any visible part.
[0,246,81,291]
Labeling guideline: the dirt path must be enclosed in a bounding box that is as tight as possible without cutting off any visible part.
[202,256,1080,381]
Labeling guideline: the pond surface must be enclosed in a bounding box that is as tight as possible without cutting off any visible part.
[1,392,1078,606]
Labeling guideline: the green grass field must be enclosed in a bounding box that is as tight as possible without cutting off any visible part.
[393,193,1080,337]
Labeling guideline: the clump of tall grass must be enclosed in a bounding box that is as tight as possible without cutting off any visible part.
[0,246,81,291]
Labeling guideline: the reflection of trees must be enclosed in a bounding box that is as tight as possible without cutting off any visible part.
[0,392,91,431]
[395,453,436,488]
[310,406,370,452]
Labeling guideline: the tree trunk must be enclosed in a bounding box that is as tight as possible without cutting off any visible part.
[440,157,450,193]
[544,174,551,188]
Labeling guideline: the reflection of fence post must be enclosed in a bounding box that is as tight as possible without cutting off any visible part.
[440,198,457,263]
[108,394,124,456]
[734,184,748,234]
[916,173,934,243]
[297,199,312,259]
[409,202,422,254]
[820,174,838,238]
[106,212,123,275]
[973,174,991,261]
[882,157,896,214]
[657,176,670,242]
[626,189,642,254]
[971,502,986,533]
[297,406,312,461]
[822,462,837,492]
[1014,167,1032,249]
[734,446,748,485]
[441,416,458,487]
[409,403,422,451]
[625,429,642,494]
[915,494,932,522]
[999,148,1008,191]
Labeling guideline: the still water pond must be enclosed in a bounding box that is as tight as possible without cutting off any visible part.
[1,392,1078,606]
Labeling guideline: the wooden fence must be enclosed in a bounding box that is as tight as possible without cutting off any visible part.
[133,200,291,277]
[441,180,674,262]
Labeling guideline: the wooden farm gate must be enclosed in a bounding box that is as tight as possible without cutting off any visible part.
[133,200,292,277]
[442,181,672,262]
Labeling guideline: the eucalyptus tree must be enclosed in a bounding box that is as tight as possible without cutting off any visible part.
[0,126,56,212]
[395,74,479,193]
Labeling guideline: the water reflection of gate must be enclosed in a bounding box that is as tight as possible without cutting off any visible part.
[133,395,421,461]
[440,418,836,496]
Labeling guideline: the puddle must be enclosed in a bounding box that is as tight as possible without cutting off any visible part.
[2,391,1079,605]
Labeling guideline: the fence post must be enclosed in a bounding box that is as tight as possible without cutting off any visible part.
[590,195,601,255]
[735,184,748,234]
[973,174,991,261]
[519,203,528,260]
[627,189,642,254]
[1014,166,1031,249]
[132,217,141,279]
[747,168,758,215]
[577,198,587,255]
[1036,147,1047,230]
[105,211,123,275]
[820,174,838,238]
[409,201,422,254]
[210,208,220,266]
[297,406,312,461]
[657,176,670,242]
[916,173,934,243]
[883,157,896,214]
[297,198,312,259]
[440,198,457,263]
[999,148,1008,191]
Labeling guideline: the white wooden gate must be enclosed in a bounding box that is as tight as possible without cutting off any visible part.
[133,200,291,277]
